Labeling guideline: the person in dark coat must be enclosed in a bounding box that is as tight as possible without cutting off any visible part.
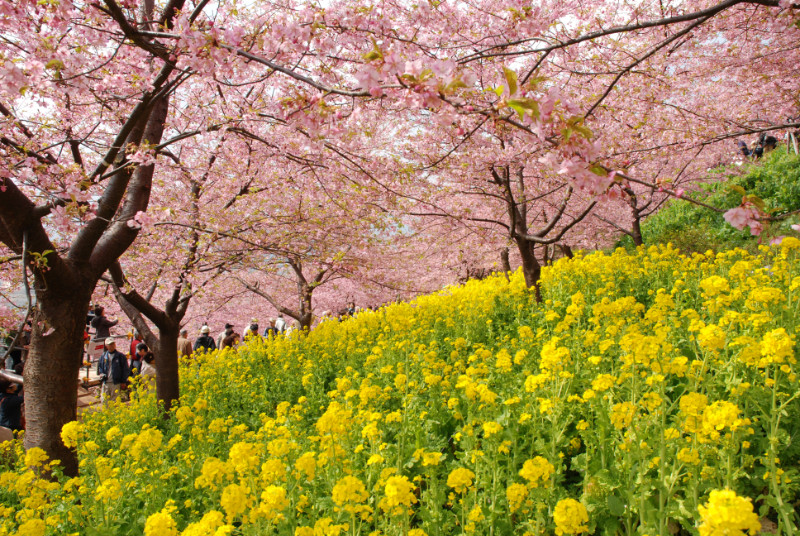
[737,140,750,157]
[0,380,24,431]
[193,326,216,353]
[97,338,130,404]
[90,306,118,341]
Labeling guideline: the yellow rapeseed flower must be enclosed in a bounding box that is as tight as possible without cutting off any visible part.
[697,489,760,536]
[144,510,178,536]
[447,467,475,493]
[518,457,553,487]
[60,421,83,449]
[553,498,589,535]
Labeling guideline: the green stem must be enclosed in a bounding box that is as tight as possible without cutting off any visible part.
[768,368,796,536]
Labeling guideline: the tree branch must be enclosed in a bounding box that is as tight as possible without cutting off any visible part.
[235,276,301,322]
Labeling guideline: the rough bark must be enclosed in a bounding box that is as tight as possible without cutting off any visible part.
[24,287,92,476]
[299,286,313,331]
[500,247,512,274]
[153,327,180,410]
[630,215,644,246]
[111,264,185,413]
[515,236,543,303]
[625,186,645,246]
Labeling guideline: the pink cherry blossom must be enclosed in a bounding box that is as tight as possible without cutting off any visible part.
[724,204,764,236]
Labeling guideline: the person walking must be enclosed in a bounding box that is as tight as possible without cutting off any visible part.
[177,329,193,358]
[140,351,157,390]
[216,323,233,349]
[221,329,240,349]
[263,319,278,338]
[243,319,260,339]
[129,329,142,358]
[96,338,130,404]
[193,326,216,353]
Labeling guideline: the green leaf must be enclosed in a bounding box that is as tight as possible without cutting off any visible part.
[503,67,518,96]
[728,184,747,196]
[747,195,766,211]
[607,494,626,517]
[443,77,467,94]
[507,98,540,120]
[525,75,547,91]
[589,164,608,176]
[45,59,64,71]
[566,115,593,140]
[362,40,383,62]
[363,49,382,62]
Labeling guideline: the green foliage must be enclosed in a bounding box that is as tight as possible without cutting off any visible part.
[619,149,800,253]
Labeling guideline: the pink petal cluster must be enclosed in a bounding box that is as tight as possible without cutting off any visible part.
[723,204,763,236]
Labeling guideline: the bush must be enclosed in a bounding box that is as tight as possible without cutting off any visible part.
[619,148,800,253]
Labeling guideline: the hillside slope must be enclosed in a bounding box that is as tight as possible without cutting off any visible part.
[620,149,800,253]
[3,242,800,536]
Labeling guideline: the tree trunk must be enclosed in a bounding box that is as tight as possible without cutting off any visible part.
[24,290,91,476]
[111,283,183,413]
[154,326,179,412]
[559,244,575,259]
[630,213,644,246]
[500,247,512,274]
[514,237,543,302]
[299,287,313,331]
[625,187,644,247]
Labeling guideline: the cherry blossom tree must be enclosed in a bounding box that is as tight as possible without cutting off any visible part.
[350,0,799,269]
[0,0,380,471]
[1,0,798,473]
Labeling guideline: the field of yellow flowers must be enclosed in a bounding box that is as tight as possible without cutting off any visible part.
[3,242,800,536]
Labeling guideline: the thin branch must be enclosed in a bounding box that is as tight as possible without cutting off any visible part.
[584,15,711,118]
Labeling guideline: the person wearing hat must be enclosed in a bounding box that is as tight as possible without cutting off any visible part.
[243,318,260,340]
[193,325,216,354]
[216,323,233,349]
[263,318,279,339]
[96,338,130,404]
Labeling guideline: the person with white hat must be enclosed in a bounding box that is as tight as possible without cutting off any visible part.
[96,338,130,404]
[193,325,216,354]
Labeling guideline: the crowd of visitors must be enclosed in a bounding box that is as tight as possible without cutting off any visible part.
[190,315,295,354]
[737,133,779,159]
[1,323,28,433]
[95,337,157,404]
[0,301,371,427]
